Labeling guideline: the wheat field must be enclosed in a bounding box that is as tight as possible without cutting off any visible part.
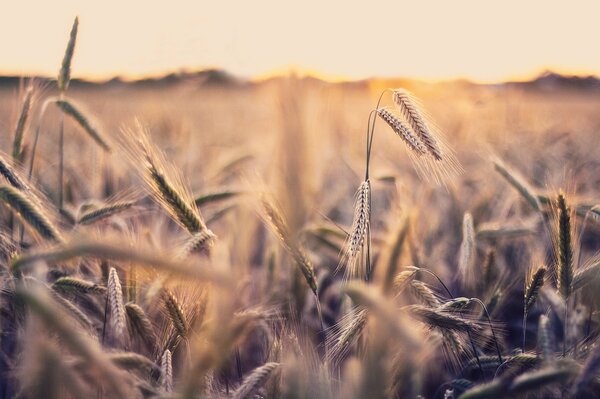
[2,17,600,399]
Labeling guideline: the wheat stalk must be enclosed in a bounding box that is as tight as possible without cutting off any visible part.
[492,158,542,212]
[10,239,231,285]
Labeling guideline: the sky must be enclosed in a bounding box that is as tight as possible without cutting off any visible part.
[2,0,600,83]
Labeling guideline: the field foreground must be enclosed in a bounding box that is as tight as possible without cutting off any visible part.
[1,74,600,398]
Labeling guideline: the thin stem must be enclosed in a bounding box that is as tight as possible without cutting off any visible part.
[414,266,454,299]
[522,308,527,352]
[365,203,373,283]
[365,89,392,180]
[563,300,568,357]
[58,114,64,209]
[470,297,503,364]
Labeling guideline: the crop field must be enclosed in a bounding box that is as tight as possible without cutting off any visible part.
[3,17,600,399]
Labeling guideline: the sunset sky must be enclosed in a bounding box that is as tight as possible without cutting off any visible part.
[3,0,600,82]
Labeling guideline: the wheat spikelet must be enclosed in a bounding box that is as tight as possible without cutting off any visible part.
[260,195,318,295]
[55,99,111,151]
[50,290,93,328]
[405,304,476,332]
[108,267,126,338]
[410,280,441,307]
[107,352,158,374]
[439,297,472,312]
[13,83,34,163]
[0,153,29,191]
[327,308,368,363]
[177,230,216,258]
[163,290,188,338]
[537,314,554,361]
[557,193,573,300]
[524,266,546,314]
[52,276,106,294]
[232,362,280,399]
[125,302,157,350]
[160,349,173,393]
[120,121,212,237]
[392,266,419,293]
[339,179,370,279]
[0,185,62,242]
[376,108,427,155]
[392,89,442,160]
[77,201,134,225]
[481,249,496,293]
[58,17,78,93]
[458,213,475,287]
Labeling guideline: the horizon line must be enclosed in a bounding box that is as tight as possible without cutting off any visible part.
[0,66,598,86]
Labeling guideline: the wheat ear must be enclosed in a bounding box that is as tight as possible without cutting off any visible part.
[232,362,280,399]
[392,89,442,160]
[557,193,573,300]
[0,185,62,242]
[376,108,427,155]
[13,83,34,163]
[339,179,370,279]
[107,267,126,338]
[58,17,78,94]
[160,349,173,392]
[52,277,106,294]
[55,99,111,151]
[77,201,134,225]
[163,290,188,338]
[125,302,157,350]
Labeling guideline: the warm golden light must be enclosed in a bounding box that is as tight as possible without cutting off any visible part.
[3,0,600,82]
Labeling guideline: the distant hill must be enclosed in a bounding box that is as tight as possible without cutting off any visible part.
[507,70,600,91]
[0,68,245,90]
[1,69,599,91]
